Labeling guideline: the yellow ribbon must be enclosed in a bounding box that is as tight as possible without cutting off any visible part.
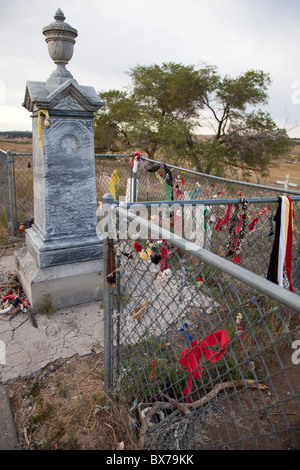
[38,109,50,147]
[155,172,164,185]
[110,170,120,199]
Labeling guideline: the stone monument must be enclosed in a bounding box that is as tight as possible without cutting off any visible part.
[15,9,105,309]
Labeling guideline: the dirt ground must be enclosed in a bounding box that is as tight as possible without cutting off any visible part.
[0,248,139,451]
[6,353,139,450]
[200,347,300,450]
[0,250,299,450]
[5,339,300,450]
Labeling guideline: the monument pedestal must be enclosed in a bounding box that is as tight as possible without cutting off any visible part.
[15,247,103,310]
[15,10,106,310]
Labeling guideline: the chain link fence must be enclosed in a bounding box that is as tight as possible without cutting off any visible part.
[1,152,135,235]
[2,150,300,235]
[0,150,33,235]
[0,150,9,224]
[96,155,300,291]
[96,154,300,202]
[2,148,300,449]
[101,201,300,450]
[121,196,300,295]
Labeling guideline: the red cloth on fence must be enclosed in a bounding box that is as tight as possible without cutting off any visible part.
[249,217,259,231]
[179,329,230,395]
[160,239,168,272]
[131,152,141,166]
[215,205,232,231]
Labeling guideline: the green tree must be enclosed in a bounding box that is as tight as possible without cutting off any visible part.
[94,90,138,151]
[95,62,292,176]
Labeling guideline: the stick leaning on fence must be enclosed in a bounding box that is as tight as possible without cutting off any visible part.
[138,379,268,448]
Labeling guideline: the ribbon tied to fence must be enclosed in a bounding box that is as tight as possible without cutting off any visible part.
[38,109,50,147]
[179,329,230,396]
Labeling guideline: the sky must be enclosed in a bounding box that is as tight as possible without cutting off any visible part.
[0,0,299,136]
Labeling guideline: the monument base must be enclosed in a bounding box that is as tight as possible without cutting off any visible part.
[15,247,103,310]
[25,225,103,269]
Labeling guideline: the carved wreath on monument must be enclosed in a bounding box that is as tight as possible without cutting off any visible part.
[59,134,80,157]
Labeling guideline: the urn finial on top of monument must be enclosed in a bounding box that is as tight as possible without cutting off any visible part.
[43,9,78,93]
[54,8,66,21]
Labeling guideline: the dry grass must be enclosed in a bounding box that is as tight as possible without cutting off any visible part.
[7,353,139,450]
[0,222,10,245]
[236,160,300,188]
[0,140,32,153]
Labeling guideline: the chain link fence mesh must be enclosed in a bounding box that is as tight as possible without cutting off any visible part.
[0,151,33,234]
[0,151,9,223]
[96,154,300,202]
[123,197,300,294]
[2,151,300,234]
[10,152,33,232]
[1,149,300,449]
[106,207,300,450]
[2,152,299,294]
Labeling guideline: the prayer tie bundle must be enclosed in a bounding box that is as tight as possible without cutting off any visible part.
[267,196,294,292]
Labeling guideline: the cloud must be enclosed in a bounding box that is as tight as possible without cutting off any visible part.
[0,0,299,135]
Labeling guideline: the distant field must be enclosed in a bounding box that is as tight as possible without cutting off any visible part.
[0,140,32,153]
[233,145,300,188]
[237,161,300,189]
[0,138,299,190]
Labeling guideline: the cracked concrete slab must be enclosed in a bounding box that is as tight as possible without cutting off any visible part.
[0,255,104,384]
[0,302,104,383]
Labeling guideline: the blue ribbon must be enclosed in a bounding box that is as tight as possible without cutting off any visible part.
[179,322,193,347]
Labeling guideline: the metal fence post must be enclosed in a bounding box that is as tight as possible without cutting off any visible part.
[7,150,15,235]
[132,154,138,203]
[102,193,115,405]
[133,171,138,203]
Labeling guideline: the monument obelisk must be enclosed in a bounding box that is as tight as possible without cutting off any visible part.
[15,9,105,309]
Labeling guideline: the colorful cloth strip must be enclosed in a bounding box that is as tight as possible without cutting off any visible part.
[179,329,230,395]
[267,196,294,292]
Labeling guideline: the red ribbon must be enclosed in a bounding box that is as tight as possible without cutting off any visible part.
[259,204,271,215]
[131,152,141,167]
[179,329,230,395]
[2,294,17,302]
[160,239,168,272]
[249,217,259,231]
[215,205,232,231]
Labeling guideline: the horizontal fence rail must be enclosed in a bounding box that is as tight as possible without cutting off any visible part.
[102,200,300,450]
[140,156,300,197]
[114,206,300,312]
[115,196,300,296]
[96,153,300,206]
